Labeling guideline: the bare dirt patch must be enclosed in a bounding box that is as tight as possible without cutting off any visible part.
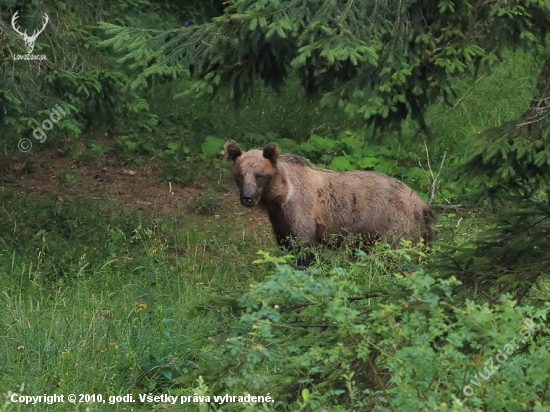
[3,148,269,229]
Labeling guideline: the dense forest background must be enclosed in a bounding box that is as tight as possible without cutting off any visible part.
[1,0,550,410]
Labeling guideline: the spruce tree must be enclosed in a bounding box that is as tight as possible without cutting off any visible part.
[101,0,550,132]
[446,56,550,301]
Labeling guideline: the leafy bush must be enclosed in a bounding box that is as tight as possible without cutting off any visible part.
[214,251,550,411]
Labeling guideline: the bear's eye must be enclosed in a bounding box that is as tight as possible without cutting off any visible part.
[235,174,244,185]
[256,173,271,182]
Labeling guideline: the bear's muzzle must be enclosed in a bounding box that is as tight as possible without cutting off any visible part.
[240,195,256,207]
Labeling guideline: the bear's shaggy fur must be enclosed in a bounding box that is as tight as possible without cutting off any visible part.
[225,140,434,252]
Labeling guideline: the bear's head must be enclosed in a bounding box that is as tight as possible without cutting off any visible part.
[224,140,279,207]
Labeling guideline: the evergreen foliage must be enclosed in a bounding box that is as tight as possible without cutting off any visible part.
[101,0,550,132]
[0,0,165,160]
[463,57,550,199]
[443,56,550,300]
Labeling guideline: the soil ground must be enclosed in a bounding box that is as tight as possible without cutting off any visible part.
[2,148,271,234]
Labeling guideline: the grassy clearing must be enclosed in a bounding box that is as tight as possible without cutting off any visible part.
[0,190,276,410]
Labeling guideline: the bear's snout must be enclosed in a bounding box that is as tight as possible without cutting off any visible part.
[240,195,256,207]
[240,180,260,207]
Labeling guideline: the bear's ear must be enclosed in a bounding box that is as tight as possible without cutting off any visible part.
[224,140,242,162]
[263,143,280,164]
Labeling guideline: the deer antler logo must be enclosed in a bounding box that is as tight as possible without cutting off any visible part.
[11,11,49,54]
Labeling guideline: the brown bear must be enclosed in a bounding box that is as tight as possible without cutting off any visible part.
[224,140,434,257]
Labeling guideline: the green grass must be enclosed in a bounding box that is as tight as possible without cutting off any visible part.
[426,49,540,155]
[0,191,276,410]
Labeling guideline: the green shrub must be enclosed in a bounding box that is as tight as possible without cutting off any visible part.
[215,251,550,411]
